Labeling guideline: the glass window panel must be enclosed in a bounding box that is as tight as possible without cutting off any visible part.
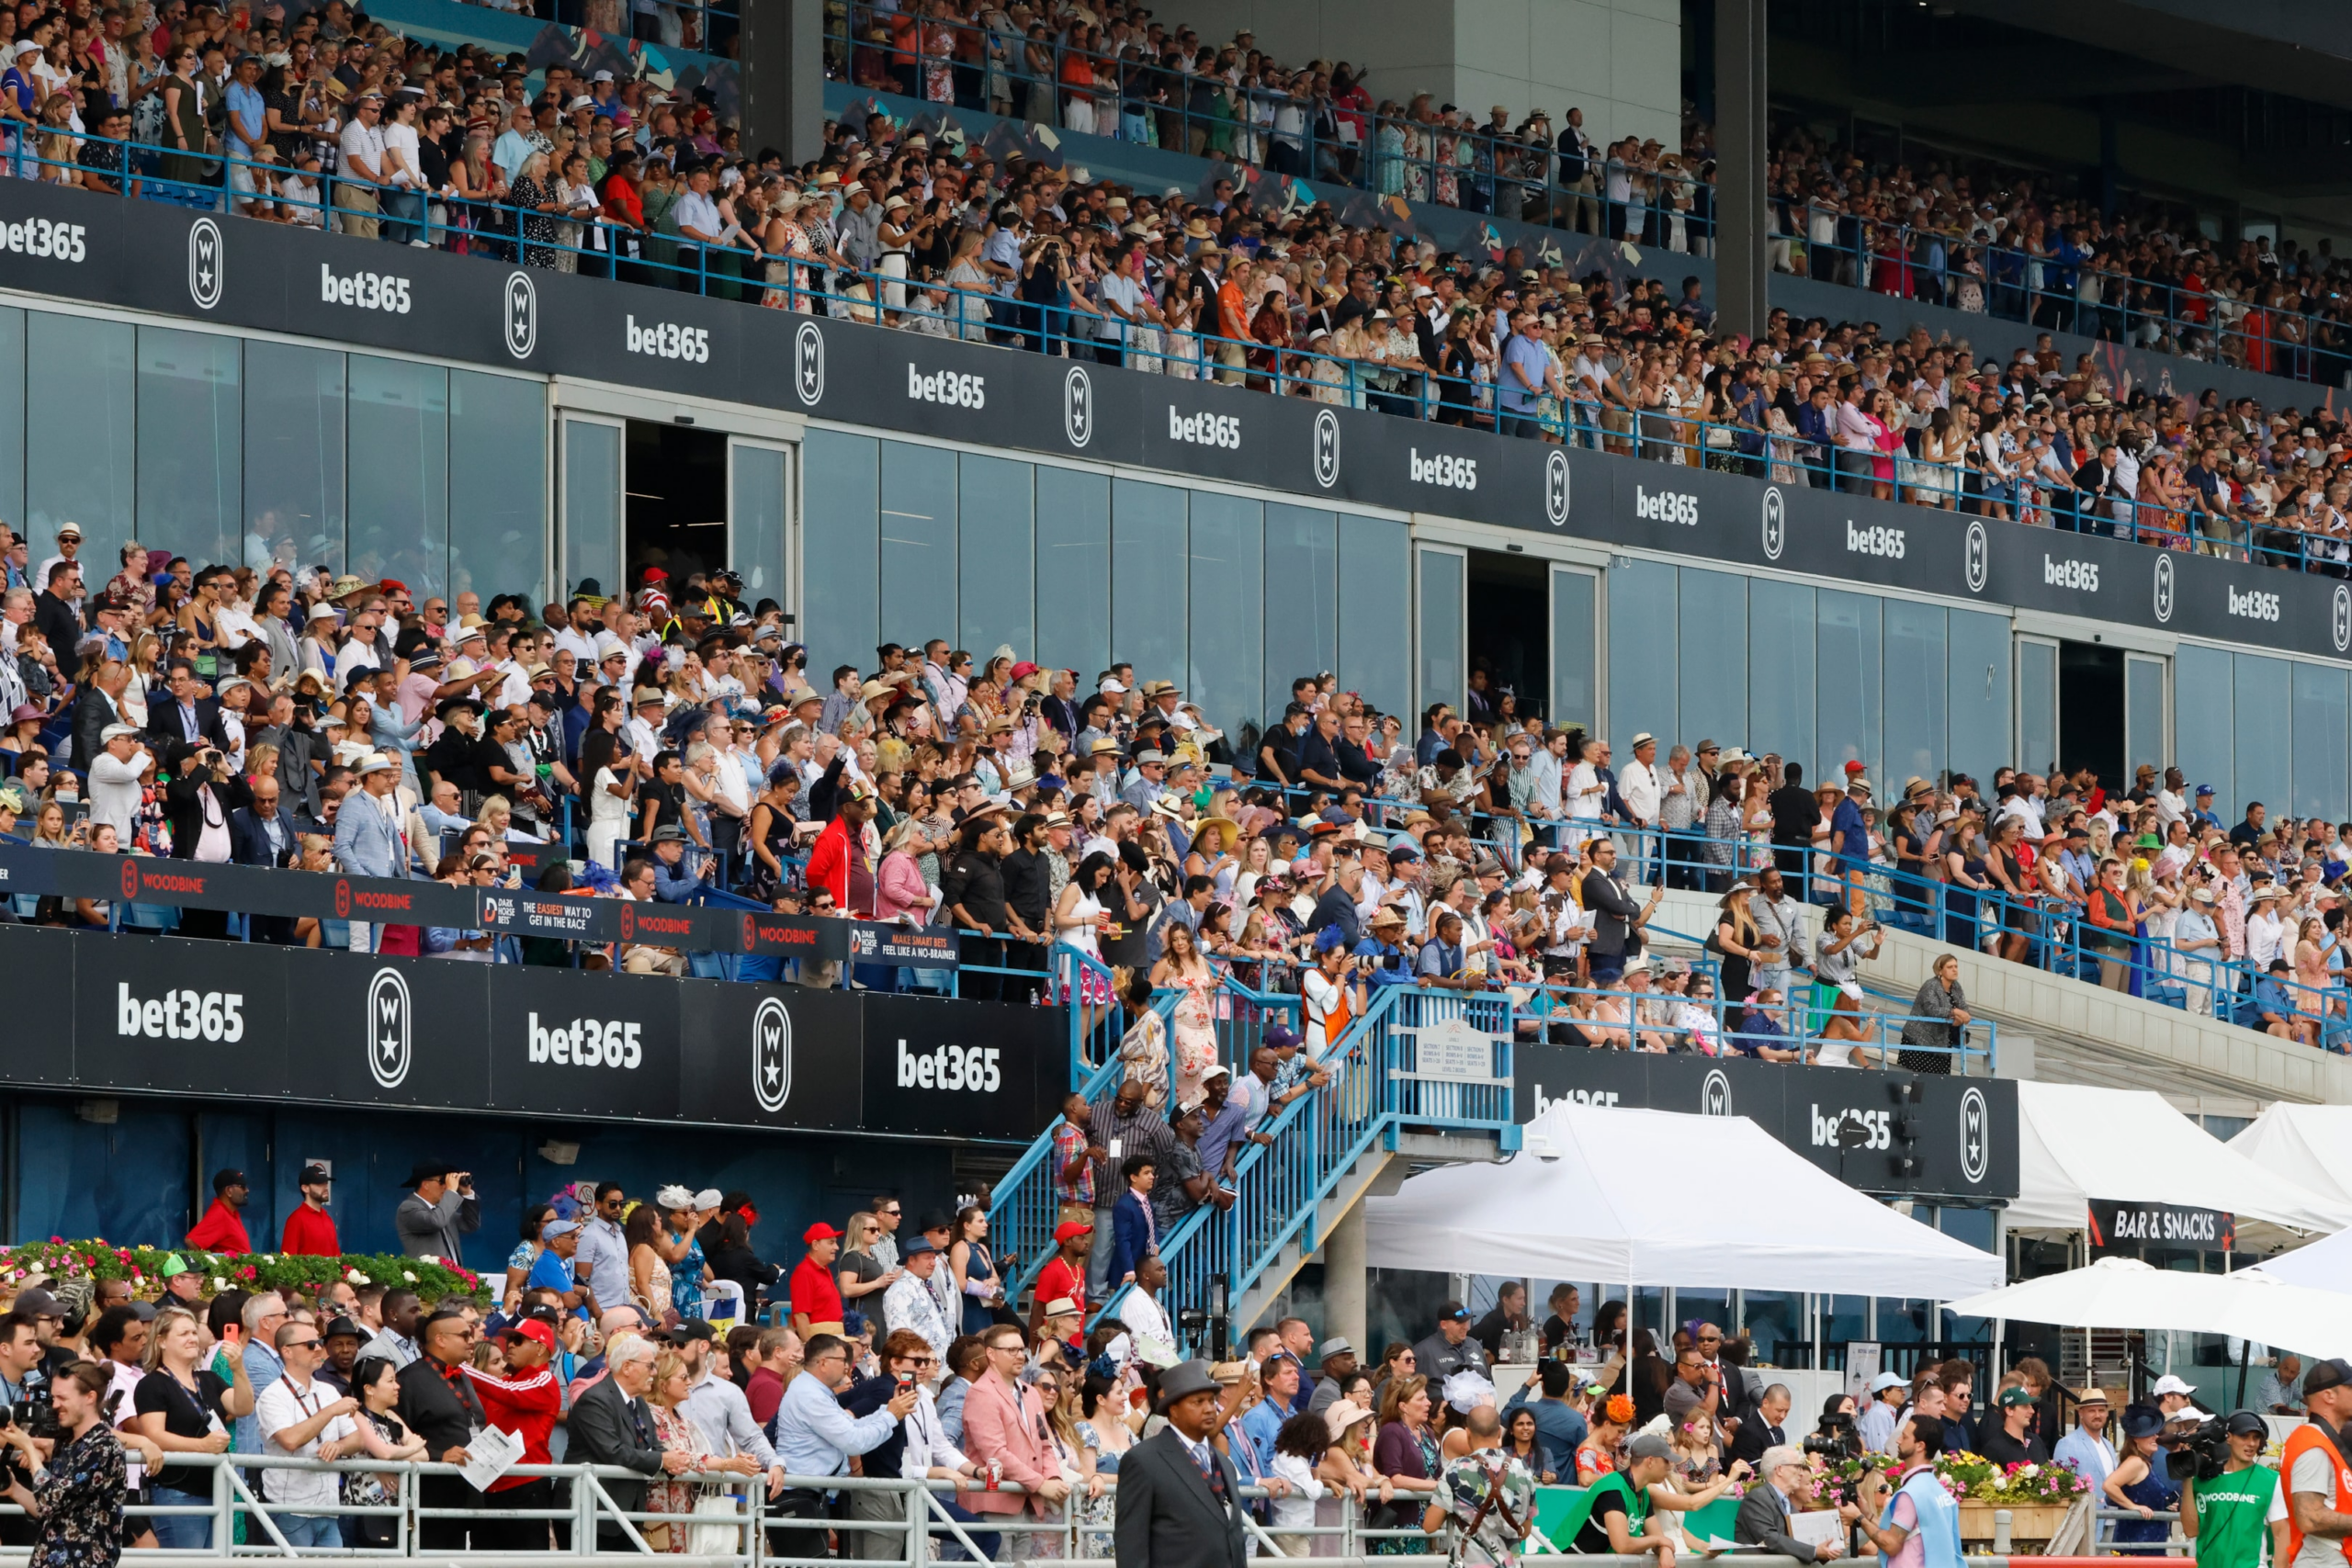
[1034,467,1109,678]
[1112,479,1186,684]
[2174,645,2233,818]
[1339,513,1410,723]
[1186,491,1261,742]
[1550,568,1598,732]
[880,440,957,649]
[1418,547,1464,719]
[2234,654,2290,823]
[28,311,134,579]
[729,443,788,607]
[560,419,621,600]
[2291,662,2347,823]
[1263,503,1337,719]
[1607,558,1675,755]
[800,429,878,675]
[1747,579,1814,773]
[135,326,242,572]
[1883,601,1946,795]
[2128,656,2167,784]
[1815,591,1882,788]
[1947,610,2010,792]
[0,308,27,537]
[1677,568,1747,752]
[244,342,345,578]
[345,355,448,599]
[447,370,544,608]
[956,454,1033,662]
[2017,639,2058,779]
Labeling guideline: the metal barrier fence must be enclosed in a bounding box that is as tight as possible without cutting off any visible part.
[4,125,2338,575]
[6,1448,1879,1564]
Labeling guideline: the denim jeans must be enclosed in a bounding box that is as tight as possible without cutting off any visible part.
[270,1513,341,1549]
[149,1484,216,1550]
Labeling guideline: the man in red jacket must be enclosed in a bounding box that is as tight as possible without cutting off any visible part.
[803,779,877,915]
[463,1318,566,1550]
[280,1163,341,1257]
[185,1167,254,1255]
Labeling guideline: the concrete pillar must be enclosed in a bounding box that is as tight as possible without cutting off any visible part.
[741,0,825,168]
[1713,0,1768,341]
[1325,1198,1368,1355]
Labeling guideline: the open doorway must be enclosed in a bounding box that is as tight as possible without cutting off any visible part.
[1465,548,1551,726]
[2058,641,2125,788]
[625,421,729,592]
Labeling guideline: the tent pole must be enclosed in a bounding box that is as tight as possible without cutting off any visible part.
[2236,1339,2250,1411]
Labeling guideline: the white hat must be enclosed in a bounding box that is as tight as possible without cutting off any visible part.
[1868,1371,1908,1393]
[99,723,141,741]
[1099,678,1127,695]
[2151,1374,2194,1397]
[354,752,398,776]
[694,1188,723,1209]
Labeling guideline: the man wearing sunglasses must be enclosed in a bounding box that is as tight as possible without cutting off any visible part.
[254,1322,362,1549]
[574,1182,632,1314]
[841,1327,989,1559]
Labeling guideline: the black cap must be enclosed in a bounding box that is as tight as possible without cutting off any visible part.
[1439,1301,1471,1322]
[666,1318,718,1344]
[213,1168,249,1192]
[2226,1410,2267,1436]
[299,1163,332,1186]
[2304,1358,2352,1396]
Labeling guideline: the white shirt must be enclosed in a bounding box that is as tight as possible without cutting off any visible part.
[552,626,600,666]
[1566,761,1605,820]
[1121,1285,1177,1366]
[336,637,382,675]
[1618,760,1663,826]
[337,117,386,184]
[379,119,422,187]
[255,1372,356,1506]
[86,746,152,839]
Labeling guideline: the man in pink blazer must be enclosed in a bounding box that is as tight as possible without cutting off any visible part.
[957,1323,1073,1540]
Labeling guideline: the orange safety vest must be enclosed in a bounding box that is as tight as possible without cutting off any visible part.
[2284,1421,2352,1566]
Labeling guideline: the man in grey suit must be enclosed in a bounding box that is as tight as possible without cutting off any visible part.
[567,1335,688,1549]
[1735,1444,1854,1561]
[1114,1359,1247,1568]
[331,752,413,951]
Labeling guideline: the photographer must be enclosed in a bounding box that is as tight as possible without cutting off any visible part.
[1807,1393,1864,1464]
[2182,1412,2288,1568]
[161,736,250,942]
[1,1360,126,1568]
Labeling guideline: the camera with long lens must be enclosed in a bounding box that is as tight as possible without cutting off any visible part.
[1804,1411,1862,1461]
[2166,1416,2233,1483]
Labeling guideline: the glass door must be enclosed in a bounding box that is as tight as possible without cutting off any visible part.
[557,412,624,601]
[1549,564,1599,733]
[1415,542,1466,720]
[2126,653,2168,783]
[728,437,793,624]
[2016,634,2059,777]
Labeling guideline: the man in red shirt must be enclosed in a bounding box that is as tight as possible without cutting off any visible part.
[280,1163,341,1257]
[788,1223,846,1338]
[804,781,877,914]
[1028,1220,1091,1337]
[185,1168,254,1255]
[742,1325,800,1427]
[462,1317,565,1550]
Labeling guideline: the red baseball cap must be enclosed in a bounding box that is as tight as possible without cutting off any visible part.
[1053,1220,1094,1243]
[378,578,409,596]
[500,1319,557,1352]
[803,1222,843,1243]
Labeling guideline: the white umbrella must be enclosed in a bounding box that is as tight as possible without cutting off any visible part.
[1944,1256,2352,1360]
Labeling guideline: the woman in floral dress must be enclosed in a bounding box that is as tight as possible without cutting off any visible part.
[1152,919,1221,1109]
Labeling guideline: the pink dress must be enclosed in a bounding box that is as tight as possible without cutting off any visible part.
[1170,971,1219,1109]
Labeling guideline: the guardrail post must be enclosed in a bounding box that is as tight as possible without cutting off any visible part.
[1993,1508,2013,1554]
[573,1464,594,1556]
[905,1478,925,1568]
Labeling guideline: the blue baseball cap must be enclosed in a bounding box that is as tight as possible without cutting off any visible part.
[540,1219,581,1241]
[2196,784,2215,797]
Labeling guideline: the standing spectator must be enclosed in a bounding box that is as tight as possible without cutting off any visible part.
[1411,1304,1489,1383]
[254,1319,360,1549]
[396,1310,492,1549]
[567,1335,677,1550]
[1113,1359,1248,1564]
[882,1237,953,1364]
[1976,1384,2051,1466]
[1083,1080,1173,1301]
[394,1164,480,1263]
[184,1168,254,1255]
[278,1164,339,1257]
[132,1305,256,1551]
[960,1325,1071,1542]
[787,1223,846,1339]
[575,1183,632,1314]
[461,1320,566,1551]
[767,1333,912,1536]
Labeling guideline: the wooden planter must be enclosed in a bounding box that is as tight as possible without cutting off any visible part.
[1957,1501,2071,1551]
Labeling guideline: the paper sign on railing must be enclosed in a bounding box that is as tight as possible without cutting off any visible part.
[460,1424,526,1492]
[1415,1018,1498,1081]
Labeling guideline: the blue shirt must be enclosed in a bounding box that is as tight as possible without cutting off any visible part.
[526,1247,576,1298]
[1417,938,1465,981]
[769,1366,899,1479]
[1500,333,1547,413]
[225,82,266,156]
[1831,796,1869,862]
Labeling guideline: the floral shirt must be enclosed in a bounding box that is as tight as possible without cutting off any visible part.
[31,1423,125,1568]
[1434,1449,1538,1566]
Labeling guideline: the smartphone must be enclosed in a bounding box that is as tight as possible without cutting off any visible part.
[220,1324,242,1348]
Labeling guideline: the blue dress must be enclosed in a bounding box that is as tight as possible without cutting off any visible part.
[2116,1460,2178,1552]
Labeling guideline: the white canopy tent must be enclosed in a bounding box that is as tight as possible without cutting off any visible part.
[1945,1255,2352,1360]
[1361,1101,2005,1298]
[2009,1083,2351,1246]
[2249,1225,2352,1295]
[2230,1104,2352,1213]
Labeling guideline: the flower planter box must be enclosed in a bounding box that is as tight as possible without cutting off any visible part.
[1957,1502,2071,1551]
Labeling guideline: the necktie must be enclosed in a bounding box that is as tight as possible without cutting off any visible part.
[1192,1442,1226,1501]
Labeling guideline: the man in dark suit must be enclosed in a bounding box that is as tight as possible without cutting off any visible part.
[1114,1359,1247,1568]
[144,659,223,750]
[70,658,130,769]
[395,1310,492,1550]
[1735,1443,1850,1561]
[1729,1382,1793,1471]
[567,1336,677,1549]
[229,773,301,868]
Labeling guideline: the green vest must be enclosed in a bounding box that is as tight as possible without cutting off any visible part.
[1558,1471,1651,1553]
[2194,1463,2280,1568]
